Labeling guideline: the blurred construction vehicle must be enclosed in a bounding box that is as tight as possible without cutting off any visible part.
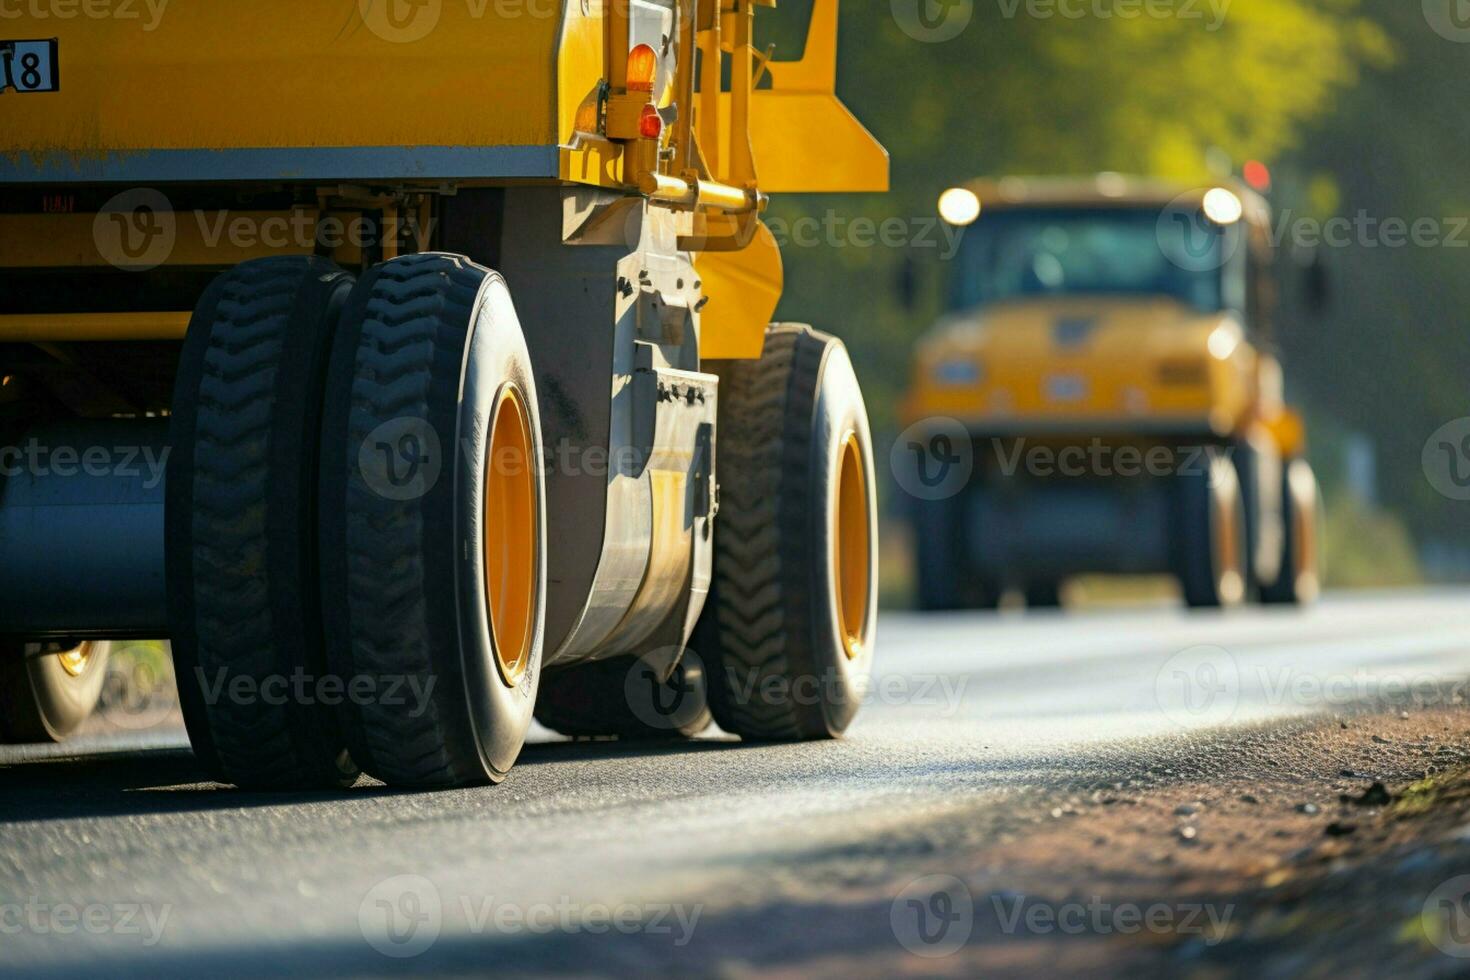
[903,175,1320,611]
[0,1,886,782]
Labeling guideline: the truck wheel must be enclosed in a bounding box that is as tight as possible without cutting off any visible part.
[319,254,546,787]
[696,325,877,740]
[1173,447,1248,609]
[168,256,359,788]
[1261,459,1321,605]
[0,642,111,743]
[913,495,998,611]
[534,654,712,740]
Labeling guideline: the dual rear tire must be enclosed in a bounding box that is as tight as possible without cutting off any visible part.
[170,266,874,786]
[169,254,544,788]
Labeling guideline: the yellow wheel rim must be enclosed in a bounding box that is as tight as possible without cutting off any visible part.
[834,434,870,659]
[57,642,94,678]
[1212,463,1245,606]
[1291,465,1321,599]
[484,386,536,687]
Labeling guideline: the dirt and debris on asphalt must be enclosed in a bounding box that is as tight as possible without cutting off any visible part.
[726,706,1470,979]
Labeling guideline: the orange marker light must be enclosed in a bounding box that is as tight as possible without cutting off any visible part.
[638,104,664,140]
[1244,160,1272,192]
[628,44,658,94]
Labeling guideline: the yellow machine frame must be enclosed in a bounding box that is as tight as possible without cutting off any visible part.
[0,0,888,358]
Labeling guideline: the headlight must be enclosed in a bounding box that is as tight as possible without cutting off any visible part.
[933,359,982,386]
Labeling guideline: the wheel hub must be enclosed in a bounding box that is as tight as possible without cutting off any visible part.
[834,434,870,659]
[484,385,537,686]
[56,642,94,678]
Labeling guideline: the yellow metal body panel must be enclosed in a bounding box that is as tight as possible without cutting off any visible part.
[747,0,888,193]
[1,6,558,166]
[0,313,190,342]
[694,220,784,360]
[748,92,889,194]
[1,1,888,359]
[0,212,321,268]
[904,298,1256,436]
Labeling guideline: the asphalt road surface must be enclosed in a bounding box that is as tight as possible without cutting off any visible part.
[3,590,1469,977]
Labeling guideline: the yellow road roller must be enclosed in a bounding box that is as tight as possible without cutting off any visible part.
[902,176,1320,611]
[0,0,887,785]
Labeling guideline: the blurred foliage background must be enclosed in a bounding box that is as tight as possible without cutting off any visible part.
[764,0,1470,590]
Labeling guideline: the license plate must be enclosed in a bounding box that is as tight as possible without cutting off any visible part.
[1044,374,1088,402]
[1,39,59,94]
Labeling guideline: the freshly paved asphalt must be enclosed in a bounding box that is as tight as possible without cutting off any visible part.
[2,590,1468,976]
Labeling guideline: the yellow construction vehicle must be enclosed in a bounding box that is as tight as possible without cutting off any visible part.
[0,1,887,784]
[902,175,1320,611]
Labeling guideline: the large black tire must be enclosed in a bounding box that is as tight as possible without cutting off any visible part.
[1261,459,1322,605]
[1173,447,1248,609]
[534,654,713,740]
[167,256,358,788]
[0,642,111,744]
[319,253,546,787]
[1232,432,1285,600]
[913,494,1000,611]
[695,325,878,740]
